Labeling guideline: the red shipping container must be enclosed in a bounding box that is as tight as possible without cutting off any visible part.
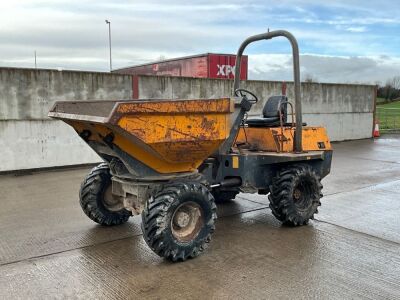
[113,53,248,80]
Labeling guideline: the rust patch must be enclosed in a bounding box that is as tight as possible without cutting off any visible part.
[201,117,216,131]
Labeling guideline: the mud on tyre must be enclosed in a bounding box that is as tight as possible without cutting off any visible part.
[141,181,217,262]
[268,164,322,226]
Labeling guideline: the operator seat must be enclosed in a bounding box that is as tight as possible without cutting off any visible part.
[246,96,288,127]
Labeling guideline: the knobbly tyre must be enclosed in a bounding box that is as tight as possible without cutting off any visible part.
[48,30,332,262]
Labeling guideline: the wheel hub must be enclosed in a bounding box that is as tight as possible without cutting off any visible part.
[293,180,315,210]
[171,202,204,242]
[293,188,301,201]
[103,185,124,212]
[174,211,191,228]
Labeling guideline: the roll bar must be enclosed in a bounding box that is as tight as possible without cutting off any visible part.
[233,30,302,152]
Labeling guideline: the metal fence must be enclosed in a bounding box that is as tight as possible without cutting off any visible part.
[376,107,400,133]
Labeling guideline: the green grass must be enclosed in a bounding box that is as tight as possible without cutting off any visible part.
[377,100,400,109]
[376,101,400,132]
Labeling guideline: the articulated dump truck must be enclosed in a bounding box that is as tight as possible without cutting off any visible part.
[49,30,332,261]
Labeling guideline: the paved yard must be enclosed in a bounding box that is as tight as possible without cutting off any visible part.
[1,136,400,299]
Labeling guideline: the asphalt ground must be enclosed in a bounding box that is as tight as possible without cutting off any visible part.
[1,135,400,299]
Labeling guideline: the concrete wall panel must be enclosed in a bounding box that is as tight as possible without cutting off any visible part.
[0,120,101,171]
[303,113,374,141]
[0,68,133,120]
[0,69,375,172]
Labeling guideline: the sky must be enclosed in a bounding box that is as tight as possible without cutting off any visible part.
[0,0,399,84]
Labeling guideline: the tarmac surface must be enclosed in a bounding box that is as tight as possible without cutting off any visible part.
[1,136,400,299]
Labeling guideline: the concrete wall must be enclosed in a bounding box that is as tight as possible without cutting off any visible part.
[0,120,101,171]
[0,68,375,172]
[0,68,133,172]
[138,76,375,141]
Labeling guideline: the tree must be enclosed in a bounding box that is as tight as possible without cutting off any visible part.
[389,76,400,90]
[387,76,400,100]
[377,76,400,101]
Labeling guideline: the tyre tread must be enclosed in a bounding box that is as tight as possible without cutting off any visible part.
[268,164,322,226]
[142,181,217,262]
[79,163,130,226]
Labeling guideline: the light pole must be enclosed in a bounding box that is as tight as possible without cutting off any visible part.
[105,20,112,71]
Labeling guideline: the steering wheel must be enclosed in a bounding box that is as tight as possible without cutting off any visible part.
[234,88,258,103]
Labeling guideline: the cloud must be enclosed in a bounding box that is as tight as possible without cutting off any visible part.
[0,0,399,83]
[248,54,400,84]
[345,26,367,33]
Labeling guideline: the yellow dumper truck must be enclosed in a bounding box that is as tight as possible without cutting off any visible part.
[49,30,332,261]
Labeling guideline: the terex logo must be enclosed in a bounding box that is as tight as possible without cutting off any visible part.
[216,64,236,77]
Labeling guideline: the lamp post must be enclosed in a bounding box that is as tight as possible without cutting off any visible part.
[105,20,112,71]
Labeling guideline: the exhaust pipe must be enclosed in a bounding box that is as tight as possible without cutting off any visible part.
[210,177,242,189]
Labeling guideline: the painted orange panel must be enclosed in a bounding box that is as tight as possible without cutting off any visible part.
[236,127,332,152]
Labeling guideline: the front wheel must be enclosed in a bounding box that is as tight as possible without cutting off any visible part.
[268,164,322,226]
[141,181,217,262]
[79,163,131,226]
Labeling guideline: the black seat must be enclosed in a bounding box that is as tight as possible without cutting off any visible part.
[246,95,287,127]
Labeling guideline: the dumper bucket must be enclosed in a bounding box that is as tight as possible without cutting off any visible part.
[48,98,234,175]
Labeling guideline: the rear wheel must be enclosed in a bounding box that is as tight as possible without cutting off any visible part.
[141,181,217,262]
[79,163,131,226]
[268,164,322,226]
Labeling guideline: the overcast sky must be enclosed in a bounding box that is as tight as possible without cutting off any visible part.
[0,0,399,84]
